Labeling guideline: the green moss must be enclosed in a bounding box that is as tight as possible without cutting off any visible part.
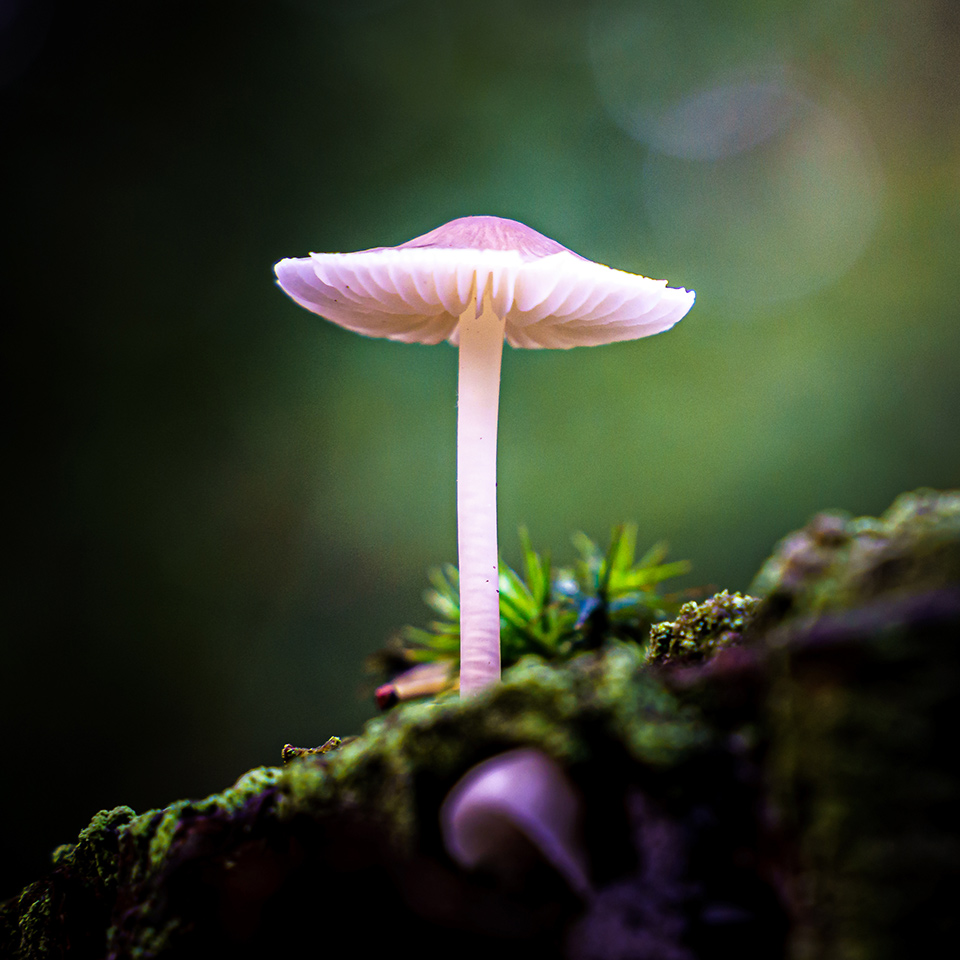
[751,489,960,620]
[276,642,714,863]
[7,883,50,960]
[766,593,960,960]
[49,805,134,879]
[646,590,761,665]
[389,524,690,677]
[2,806,137,959]
[5,488,958,959]
[121,766,282,880]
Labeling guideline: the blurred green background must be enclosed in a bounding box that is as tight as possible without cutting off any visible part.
[3,0,958,895]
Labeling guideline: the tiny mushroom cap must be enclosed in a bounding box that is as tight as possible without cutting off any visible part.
[440,747,592,898]
[275,215,694,349]
[274,216,694,697]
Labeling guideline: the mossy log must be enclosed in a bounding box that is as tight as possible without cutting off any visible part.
[2,491,958,960]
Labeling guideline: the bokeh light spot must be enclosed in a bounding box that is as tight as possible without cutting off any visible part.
[650,78,801,161]
[637,80,884,305]
[588,0,784,150]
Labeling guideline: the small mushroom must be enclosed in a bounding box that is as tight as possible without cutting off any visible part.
[274,216,694,695]
[374,660,456,709]
[440,747,592,898]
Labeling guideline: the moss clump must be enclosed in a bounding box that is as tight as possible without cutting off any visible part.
[2,806,135,960]
[741,492,960,960]
[3,489,958,960]
[4,644,726,959]
[765,590,960,960]
[646,591,761,666]
[130,767,282,876]
[751,488,960,622]
[279,643,711,847]
[103,767,283,955]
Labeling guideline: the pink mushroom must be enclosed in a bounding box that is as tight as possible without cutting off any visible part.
[441,747,592,897]
[274,216,694,696]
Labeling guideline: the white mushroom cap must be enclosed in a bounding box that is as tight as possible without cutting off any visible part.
[441,748,592,897]
[274,216,695,349]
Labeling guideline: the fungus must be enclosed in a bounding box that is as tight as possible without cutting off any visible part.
[274,216,694,696]
[440,748,592,898]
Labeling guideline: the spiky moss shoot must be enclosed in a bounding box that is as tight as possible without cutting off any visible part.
[646,591,761,666]
[391,525,691,683]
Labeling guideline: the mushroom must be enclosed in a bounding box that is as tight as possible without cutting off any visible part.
[274,216,694,696]
[440,747,592,898]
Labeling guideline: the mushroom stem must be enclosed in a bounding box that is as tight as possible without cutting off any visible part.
[457,284,507,696]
